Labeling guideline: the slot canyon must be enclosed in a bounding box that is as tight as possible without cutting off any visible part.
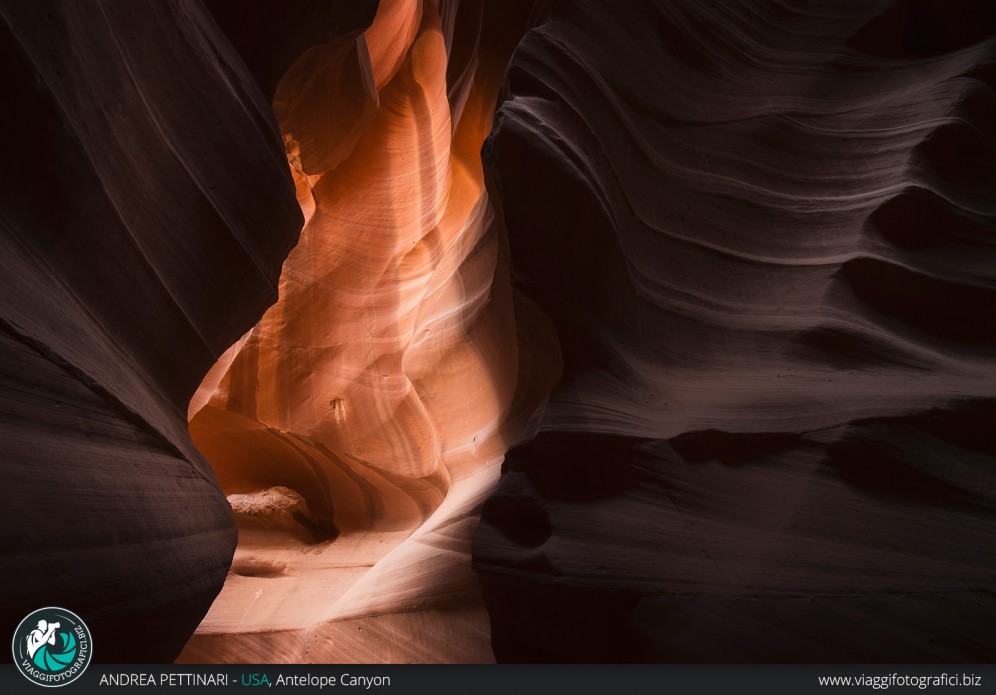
[1,0,995,665]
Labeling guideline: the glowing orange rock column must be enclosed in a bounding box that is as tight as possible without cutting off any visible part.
[180,0,557,664]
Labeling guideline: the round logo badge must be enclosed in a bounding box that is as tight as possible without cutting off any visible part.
[11,607,92,687]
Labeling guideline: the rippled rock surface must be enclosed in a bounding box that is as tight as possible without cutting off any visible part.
[474,0,996,662]
[0,0,303,661]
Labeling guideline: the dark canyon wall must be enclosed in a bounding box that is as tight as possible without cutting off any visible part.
[474,0,996,662]
[0,0,326,661]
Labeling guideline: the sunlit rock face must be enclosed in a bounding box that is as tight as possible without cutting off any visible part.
[180,0,556,664]
[474,0,996,662]
[0,0,302,661]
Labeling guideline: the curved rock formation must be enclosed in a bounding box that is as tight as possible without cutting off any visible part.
[474,0,996,662]
[179,0,556,664]
[0,0,303,661]
[5,0,994,666]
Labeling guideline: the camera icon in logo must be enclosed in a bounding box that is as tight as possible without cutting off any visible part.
[12,607,92,687]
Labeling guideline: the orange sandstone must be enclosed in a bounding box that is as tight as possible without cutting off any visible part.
[180,0,558,664]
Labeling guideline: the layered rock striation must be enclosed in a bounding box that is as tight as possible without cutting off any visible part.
[4,0,995,665]
[474,0,996,662]
[179,0,557,664]
[0,0,305,661]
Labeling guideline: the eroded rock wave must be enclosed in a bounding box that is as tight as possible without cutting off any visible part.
[474,0,996,662]
[0,0,303,661]
[179,0,557,664]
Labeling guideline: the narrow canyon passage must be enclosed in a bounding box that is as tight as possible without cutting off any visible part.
[179,0,558,663]
[3,0,994,666]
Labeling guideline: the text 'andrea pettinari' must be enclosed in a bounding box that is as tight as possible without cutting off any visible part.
[97,672,392,689]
